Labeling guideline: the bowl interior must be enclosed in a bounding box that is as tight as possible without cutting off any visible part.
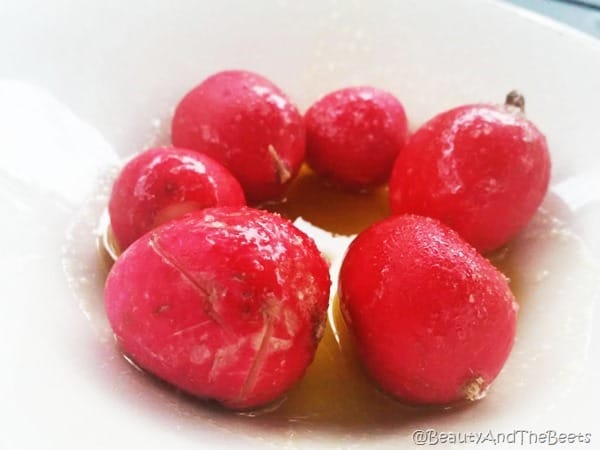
[1,0,600,448]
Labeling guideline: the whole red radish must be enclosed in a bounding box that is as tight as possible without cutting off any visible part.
[108,147,245,250]
[389,91,550,253]
[172,70,305,203]
[339,214,517,405]
[305,86,409,190]
[104,207,331,410]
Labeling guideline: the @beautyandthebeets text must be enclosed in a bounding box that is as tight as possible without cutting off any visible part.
[412,429,592,446]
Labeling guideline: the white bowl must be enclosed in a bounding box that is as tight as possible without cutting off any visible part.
[1,1,600,448]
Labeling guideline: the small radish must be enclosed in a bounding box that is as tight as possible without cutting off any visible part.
[172,70,305,203]
[339,214,517,405]
[108,147,245,250]
[305,86,409,190]
[104,207,331,410]
[389,91,550,253]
